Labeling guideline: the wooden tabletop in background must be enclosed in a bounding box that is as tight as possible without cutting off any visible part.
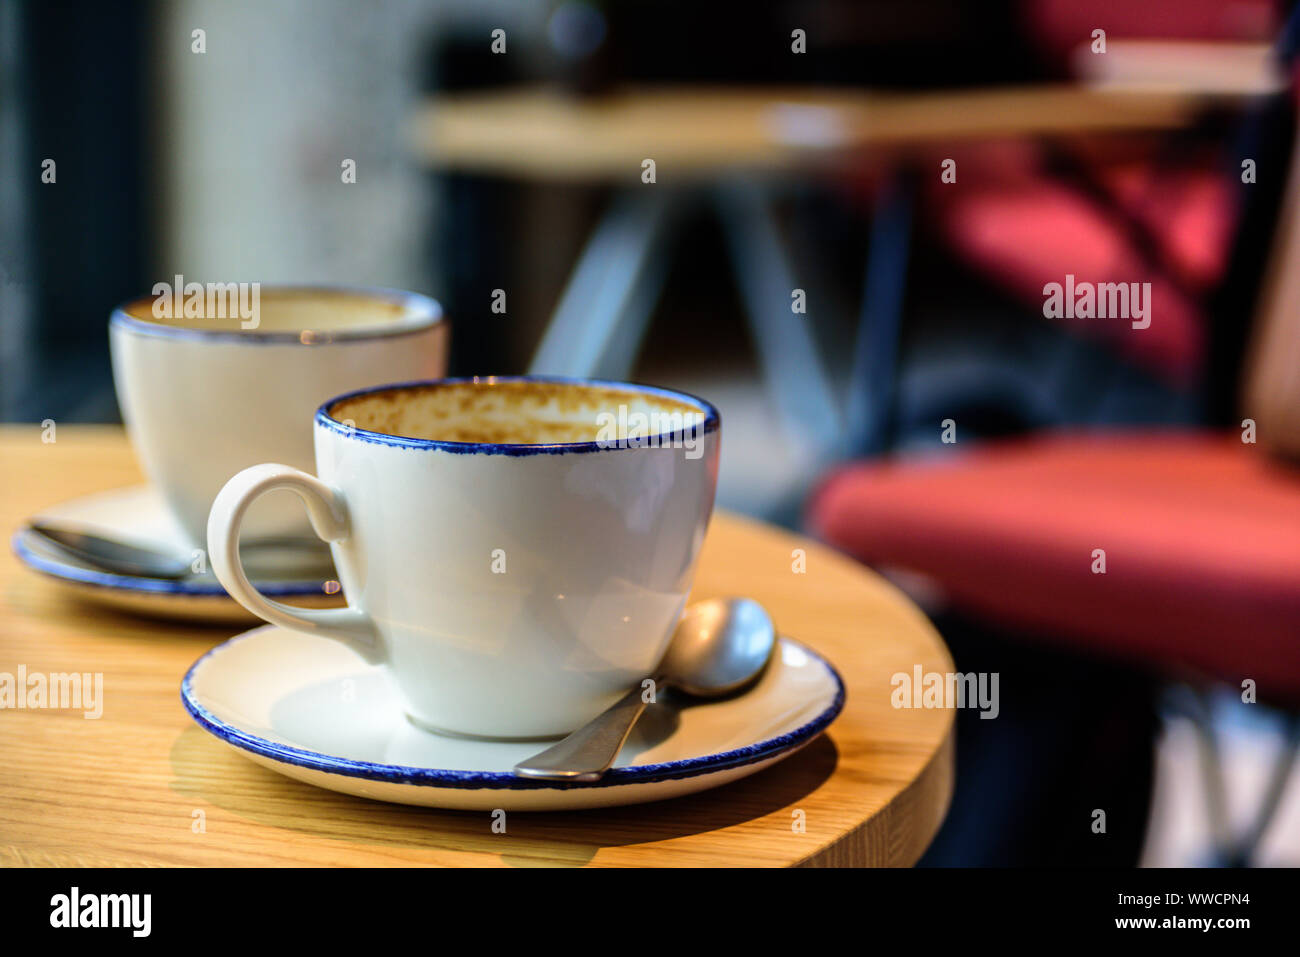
[412,72,1279,181]
[0,426,954,867]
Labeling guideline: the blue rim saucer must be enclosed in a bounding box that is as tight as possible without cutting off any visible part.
[13,484,335,622]
[180,624,846,810]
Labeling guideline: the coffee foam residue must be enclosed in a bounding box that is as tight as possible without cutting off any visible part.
[122,289,410,333]
[329,381,706,445]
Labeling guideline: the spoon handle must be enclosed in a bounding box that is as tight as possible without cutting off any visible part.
[512,679,660,782]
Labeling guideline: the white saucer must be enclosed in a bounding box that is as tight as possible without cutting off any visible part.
[13,485,340,623]
[182,625,845,811]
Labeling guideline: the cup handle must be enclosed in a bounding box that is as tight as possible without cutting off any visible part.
[207,463,384,664]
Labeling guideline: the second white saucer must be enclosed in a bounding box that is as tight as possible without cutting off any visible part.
[13,484,340,623]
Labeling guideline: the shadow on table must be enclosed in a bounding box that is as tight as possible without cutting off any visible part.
[168,725,839,866]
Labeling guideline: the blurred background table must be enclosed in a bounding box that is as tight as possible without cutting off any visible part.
[411,73,1282,521]
[413,79,1277,180]
[0,425,954,867]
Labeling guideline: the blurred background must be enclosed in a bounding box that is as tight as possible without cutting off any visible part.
[3,0,1298,866]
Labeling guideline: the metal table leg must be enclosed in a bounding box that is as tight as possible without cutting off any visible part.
[715,181,842,457]
[847,172,914,456]
[529,190,677,380]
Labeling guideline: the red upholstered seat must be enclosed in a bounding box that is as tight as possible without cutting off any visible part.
[934,180,1213,385]
[807,433,1300,696]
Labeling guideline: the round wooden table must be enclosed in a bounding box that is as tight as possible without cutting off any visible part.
[0,426,954,866]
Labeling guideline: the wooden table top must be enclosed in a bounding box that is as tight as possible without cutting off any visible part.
[0,426,954,867]
[411,78,1275,181]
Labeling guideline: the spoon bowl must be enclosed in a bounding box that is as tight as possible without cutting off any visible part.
[661,597,777,696]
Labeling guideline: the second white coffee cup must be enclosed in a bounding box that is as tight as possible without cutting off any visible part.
[110,285,448,549]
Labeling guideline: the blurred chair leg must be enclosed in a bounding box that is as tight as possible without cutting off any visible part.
[529,190,676,380]
[715,181,842,459]
[847,171,913,456]
[1236,712,1300,864]
[1181,685,1300,866]
[1183,687,1236,866]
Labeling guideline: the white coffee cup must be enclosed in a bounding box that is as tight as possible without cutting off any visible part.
[110,285,447,548]
[207,377,721,739]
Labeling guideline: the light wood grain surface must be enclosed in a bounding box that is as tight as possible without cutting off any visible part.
[411,82,1269,181]
[0,426,954,867]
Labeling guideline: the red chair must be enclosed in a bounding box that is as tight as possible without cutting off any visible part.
[811,432,1300,688]
[810,434,1300,865]
[809,21,1300,864]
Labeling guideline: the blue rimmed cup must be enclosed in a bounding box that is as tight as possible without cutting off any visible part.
[109,285,447,548]
[207,376,721,740]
